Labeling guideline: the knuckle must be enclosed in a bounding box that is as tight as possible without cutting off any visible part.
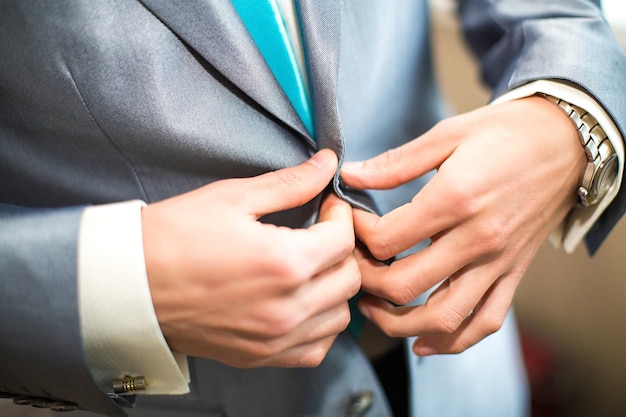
[271,315,299,337]
[443,316,503,355]
[370,313,406,338]
[386,281,420,306]
[262,244,308,286]
[480,315,504,336]
[379,148,404,177]
[340,257,362,299]
[255,240,285,269]
[363,147,404,175]
[340,236,356,259]
[433,117,457,134]
[431,308,467,334]
[333,240,357,270]
[432,115,467,142]
[445,180,480,218]
[275,257,308,285]
[384,147,403,165]
[473,223,509,256]
[298,343,331,368]
[380,323,404,339]
[348,271,362,299]
[367,234,400,262]
[261,305,301,337]
[242,340,280,363]
[274,168,303,191]
[337,304,352,332]
[255,343,279,360]
[446,341,472,355]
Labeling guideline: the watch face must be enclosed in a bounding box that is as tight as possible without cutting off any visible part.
[591,154,619,204]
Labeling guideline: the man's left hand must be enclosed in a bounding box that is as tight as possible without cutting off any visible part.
[341,96,585,355]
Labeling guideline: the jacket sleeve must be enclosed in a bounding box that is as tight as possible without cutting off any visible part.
[457,0,626,253]
[0,204,128,417]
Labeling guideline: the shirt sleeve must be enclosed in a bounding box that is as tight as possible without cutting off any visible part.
[492,79,625,253]
[78,200,190,395]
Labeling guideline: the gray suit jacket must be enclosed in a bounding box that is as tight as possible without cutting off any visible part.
[0,1,624,416]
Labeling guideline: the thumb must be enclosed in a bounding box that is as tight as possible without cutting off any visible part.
[341,128,451,190]
[243,149,338,217]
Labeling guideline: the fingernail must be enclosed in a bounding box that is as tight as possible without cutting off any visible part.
[309,149,332,167]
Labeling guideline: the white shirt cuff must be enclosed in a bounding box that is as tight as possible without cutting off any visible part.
[78,200,190,395]
[492,80,625,253]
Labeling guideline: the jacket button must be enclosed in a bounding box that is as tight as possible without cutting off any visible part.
[346,390,375,417]
[50,401,78,412]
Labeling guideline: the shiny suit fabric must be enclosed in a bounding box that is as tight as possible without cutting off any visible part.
[0,1,624,416]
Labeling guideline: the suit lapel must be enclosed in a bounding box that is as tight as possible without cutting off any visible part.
[296,0,375,210]
[295,0,344,156]
[138,0,312,142]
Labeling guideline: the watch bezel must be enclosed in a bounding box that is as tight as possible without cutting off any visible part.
[584,152,619,206]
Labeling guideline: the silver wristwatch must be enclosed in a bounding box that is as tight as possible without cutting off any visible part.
[540,93,619,207]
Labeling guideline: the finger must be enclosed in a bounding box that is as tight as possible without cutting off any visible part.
[264,298,357,367]
[234,148,338,217]
[222,302,351,368]
[353,207,431,261]
[256,334,338,368]
[412,272,518,355]
[220,245,359,340]
[297,252,361,319]
[352,170,472,260]
[357,227,479,305]
[358,252,504,338]
[268,336,338,368]
[317,191,354,228]
[287,193,356,276]
[354,241,372,262]
[340,124,457,190]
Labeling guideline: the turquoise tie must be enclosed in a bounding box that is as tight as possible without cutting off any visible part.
[231,0,315,137]
[232,0,365,338]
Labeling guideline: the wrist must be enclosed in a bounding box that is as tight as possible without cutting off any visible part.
[538,93,619,207]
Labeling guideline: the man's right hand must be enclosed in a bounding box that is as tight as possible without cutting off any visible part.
[141,149,360,368]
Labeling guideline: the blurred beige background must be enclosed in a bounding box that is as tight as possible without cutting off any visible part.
[430,1,626,416]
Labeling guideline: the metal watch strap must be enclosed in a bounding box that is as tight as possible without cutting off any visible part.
[539,93,616,207]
